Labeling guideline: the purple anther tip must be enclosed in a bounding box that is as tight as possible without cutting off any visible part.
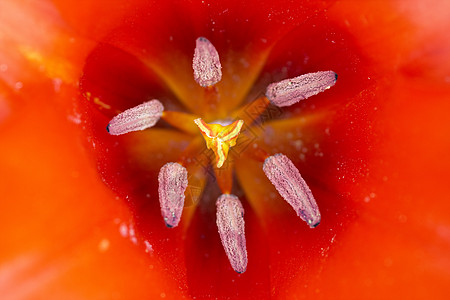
[107,99,164,135]
[263,153,321,228]
[216,194,248,273]
[193,37,222,87]
[158,162,188,228]
[266,71,337,107]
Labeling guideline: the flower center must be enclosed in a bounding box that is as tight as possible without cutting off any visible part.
[105,36,337,273]
[194,118,244,168]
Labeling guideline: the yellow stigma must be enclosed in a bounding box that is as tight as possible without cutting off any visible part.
[194,118,244,168]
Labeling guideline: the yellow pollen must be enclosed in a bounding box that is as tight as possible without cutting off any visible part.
[194,118,244,168]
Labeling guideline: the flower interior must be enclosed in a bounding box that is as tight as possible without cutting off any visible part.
[78,6,373,289]
[101,37,336,273]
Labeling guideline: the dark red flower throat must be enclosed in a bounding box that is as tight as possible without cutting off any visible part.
[79,1,373,296]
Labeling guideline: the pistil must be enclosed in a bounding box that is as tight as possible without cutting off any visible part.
[194,118,244,168]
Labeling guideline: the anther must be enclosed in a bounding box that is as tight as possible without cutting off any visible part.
[158,162,188,228]
[193,37,222,87]
[266,71,337,107]
[107,100,164,135]
[263,153,321,228]
[216,194,248,273]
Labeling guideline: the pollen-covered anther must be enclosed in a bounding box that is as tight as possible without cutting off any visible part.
[194,118,244,168]
[216,194,248,273]
[158,162,188,228]
[263,153,321,228]
[107,99,164,135]
[266,71,337,107]
[193,37,222,87]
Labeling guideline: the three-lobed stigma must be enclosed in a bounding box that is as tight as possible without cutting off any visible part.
[194,118,244,168]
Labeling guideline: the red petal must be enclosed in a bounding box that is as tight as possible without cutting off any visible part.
[1,0,450,298]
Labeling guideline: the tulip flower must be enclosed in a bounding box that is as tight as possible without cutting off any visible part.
[1,0,449,299]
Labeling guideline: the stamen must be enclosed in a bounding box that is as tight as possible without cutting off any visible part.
[216,194,248,273]
[266,71,337,107]
[263,153,321,228]
[107,100,164,135]
[158,162,188,228]
[177,136,206,168]
[161,110,199,135]
[193,37,222,87]
[231,96,271,127]
[194,118,244,168]
[214,163,233,194]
